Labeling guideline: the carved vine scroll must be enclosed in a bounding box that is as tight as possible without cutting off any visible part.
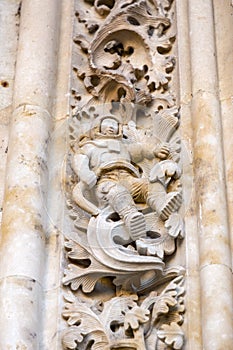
[62,1,185,349]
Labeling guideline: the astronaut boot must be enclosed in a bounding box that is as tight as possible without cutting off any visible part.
[107,185,147,240]
[148,191,182,221]
[124,209,147,241]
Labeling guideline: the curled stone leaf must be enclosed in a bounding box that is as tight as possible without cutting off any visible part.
[124,306,150,331]
[165,213,185,238]
[157,322,184,350]
[62,326,84,349]
[62,303,109,349]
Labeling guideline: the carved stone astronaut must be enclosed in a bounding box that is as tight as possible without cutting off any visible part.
[72,115,181,240]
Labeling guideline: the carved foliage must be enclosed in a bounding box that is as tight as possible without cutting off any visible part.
[63,100,184,294]
[62,0,185,349]
[62,276,185,350]
[71,0,176,108]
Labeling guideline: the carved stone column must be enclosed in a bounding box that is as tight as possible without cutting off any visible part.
[0,0,21,225]
[176,1,203,348]
[213,0,233,268]
[188,0,233,348]
[0,0,61,348]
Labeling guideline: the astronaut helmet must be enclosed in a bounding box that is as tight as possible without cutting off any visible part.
[90,114,123,139]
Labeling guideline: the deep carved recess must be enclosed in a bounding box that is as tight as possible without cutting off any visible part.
[63,1,185,349]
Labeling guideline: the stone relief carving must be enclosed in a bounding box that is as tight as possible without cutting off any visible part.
[62,0,185,349]
[71,0,176,109]
[62,276,185,350]
[64,106,184,292]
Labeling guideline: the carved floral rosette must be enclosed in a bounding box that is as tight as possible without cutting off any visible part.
[62,1,185,349]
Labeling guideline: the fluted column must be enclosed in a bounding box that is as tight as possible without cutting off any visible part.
[0,0,61,348]
[176,1,203,348]
[213,0,233,270]
[188,0,233,349]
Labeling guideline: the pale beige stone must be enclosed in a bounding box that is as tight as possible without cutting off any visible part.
[0,277,43,350]
[183,272,202,350]
[41,0,74,347]
[189,1,233,348]
[213,0,233,270]
[200,264,233,349]
[0,0,232,348]
[0,0,20,108]
[0,1,21,225]
[61,2,186,349]
[176,2,203,349]
[13,0,61,111]
[0,0,61,348]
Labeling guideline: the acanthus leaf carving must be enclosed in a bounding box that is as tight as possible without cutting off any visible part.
[71,0,176,108]
[62,294,110,349]
[62,276,185,350]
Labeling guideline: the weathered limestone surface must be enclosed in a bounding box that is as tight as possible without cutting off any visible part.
[0,0,61,348]
[189,1,233,349]
[42,1,74,347]
[0,0,21,225]
[61,1,185,349]
[213,0,233,270]
[0,0,232,349]
[176,2,202,349]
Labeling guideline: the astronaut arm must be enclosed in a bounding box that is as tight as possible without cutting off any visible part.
[128,143,144,163]
[153,142,170,159]
[72,153,97,188]
[129,142,169,162]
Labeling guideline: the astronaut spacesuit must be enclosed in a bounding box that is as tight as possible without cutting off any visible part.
[72,116,181,240]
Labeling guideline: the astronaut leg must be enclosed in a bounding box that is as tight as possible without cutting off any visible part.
[147,182,182,221]
[98,181,146,240]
